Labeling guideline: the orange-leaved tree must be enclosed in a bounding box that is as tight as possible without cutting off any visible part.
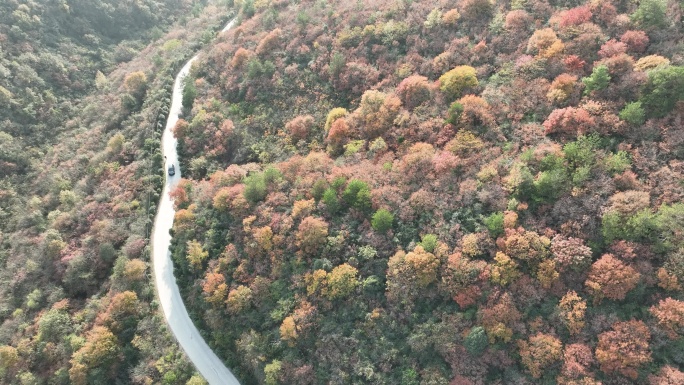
[595,320,651,379]
[527,28,564,58]
[585,254,640,303]
[69,326,121,385]
[648,365,684,384]
[558,343,596,382]
[558,291,587,335]
[518,333,563,378]
[396,75,432,110]
[357,90,401,139]
[202,272,228,307]
[387,246,440,304]
[296,216,328,256]
[650,298,684,339]
[478,292,522,343]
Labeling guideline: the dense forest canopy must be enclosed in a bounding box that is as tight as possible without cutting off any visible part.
[0,0,235,384]
[167,0,684,384]
[1,0,684,384]
[0,0,218,164]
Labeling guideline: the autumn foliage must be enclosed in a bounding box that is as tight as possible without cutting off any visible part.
[69,326,121,384]
[558,291,587,335]
[296,216,329,256]
[7,0,682,382]
[595,320,652,379]
[326,263,359,300]
[551,235,592,271]
[202,272,228,306]
[559,6,592,27]
[559,343,596,382]
[621,30,649,53]
[135,0,684,383]
[547,74,578,104]
[357,90,401,139]
[387,246,440,303]
[518,333,563,378]
[543,107,596,136]
[285,115,315,141]
[527,28,564,58]
[478,292,522,343]
[649,366,684,384]
[438,65,478,100]
[396,75,432,110]
[650,298,684,339]
[585,254,640,302]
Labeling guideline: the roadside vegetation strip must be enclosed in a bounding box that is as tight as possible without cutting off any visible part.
[151,18,241,385]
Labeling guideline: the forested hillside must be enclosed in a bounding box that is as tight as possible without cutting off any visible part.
[169,0,684,384]
[0,0,234,384]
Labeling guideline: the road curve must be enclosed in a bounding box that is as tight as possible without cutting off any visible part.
[151,19,241,385]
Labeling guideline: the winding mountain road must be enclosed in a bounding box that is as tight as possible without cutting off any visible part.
[151,19,241,385]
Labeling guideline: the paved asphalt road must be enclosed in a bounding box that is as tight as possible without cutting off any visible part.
[151,18,241,385]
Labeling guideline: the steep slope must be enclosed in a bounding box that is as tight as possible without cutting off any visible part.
[152,21,241,384]
[0,1,236,384]
[0,0,199,165]
[169,0,684,384]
